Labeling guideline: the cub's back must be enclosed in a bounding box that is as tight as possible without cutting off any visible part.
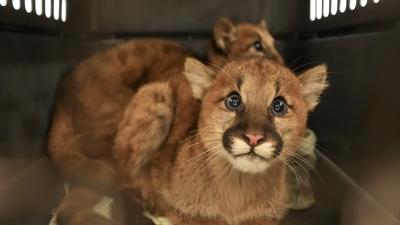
[50,39,190,158]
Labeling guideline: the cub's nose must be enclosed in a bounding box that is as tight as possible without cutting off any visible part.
[243,133,265,147]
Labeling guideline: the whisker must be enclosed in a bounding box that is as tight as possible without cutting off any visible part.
[189,125,216,133]
[196,150,222,172]
[195,130,224,135]
[186,144,222,165]
[187,147,219,165]
[287,152,315,170]
[281,71,329,89]
[292,61,323,73]
[289,150,326,186]
[183,139,221,151]
[203,61,238,90]
[179,128,222,143]
[183,140,219,151]
[288,53,308,70]
[279,154,302,187]
[192,149,220,172]
[286,154,317,190]
[286,154,307,187]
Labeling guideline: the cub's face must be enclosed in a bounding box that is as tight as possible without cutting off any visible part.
[185,57,328,174]
[213,17,284,64]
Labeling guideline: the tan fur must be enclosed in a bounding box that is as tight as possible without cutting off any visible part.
[47,39,190,225]
[113,82,174,180]
[48,18,280,224]
[183,58,216,99]
[114,57,328,225]
[297,64,329,111]
[208,17,284,67]
[48,39,188,194]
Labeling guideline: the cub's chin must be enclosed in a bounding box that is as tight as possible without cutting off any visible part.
[228,155,272,174]
[225,138,278,174]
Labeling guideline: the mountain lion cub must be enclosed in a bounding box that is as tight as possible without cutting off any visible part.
[48,18,283,225]
[113,57,328,225]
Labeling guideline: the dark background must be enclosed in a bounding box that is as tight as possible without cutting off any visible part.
[0,0,399,224]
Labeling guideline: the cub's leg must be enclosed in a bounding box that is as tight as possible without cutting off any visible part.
[113,82,174,180]
[56,186,123,225]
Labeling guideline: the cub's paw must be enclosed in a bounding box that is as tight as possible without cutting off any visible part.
[126,82,174,136]
[114,82,174,178]
[114,82,174,163]
[125,83,173,127]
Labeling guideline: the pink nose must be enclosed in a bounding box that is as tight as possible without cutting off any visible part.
[244,133,265,146]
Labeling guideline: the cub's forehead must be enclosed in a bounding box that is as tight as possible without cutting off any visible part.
[212,58,300,100]
[221,58,292,83]
[236,23,267,34]
[236,23,273,40]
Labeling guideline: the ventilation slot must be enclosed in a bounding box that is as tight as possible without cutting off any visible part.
[12,0,21,10]
[310,0,381,21]
[0,0,68,22]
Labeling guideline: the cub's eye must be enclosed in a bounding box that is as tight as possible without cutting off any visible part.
[271,97,288,116]
[253,40,264,51]
[225,92,242,111]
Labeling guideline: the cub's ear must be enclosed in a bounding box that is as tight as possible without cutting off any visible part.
[184,58,216,99]
[298,64,329,111]
[213,17,236,50]
[259,19,268,29]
